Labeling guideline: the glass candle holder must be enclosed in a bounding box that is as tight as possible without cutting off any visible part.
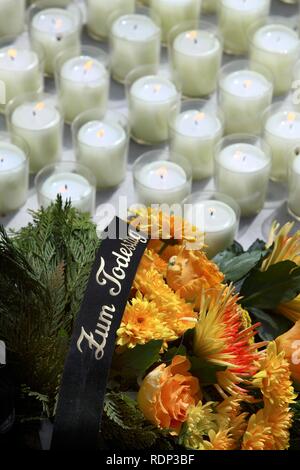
[288,148,300,220]
[28,0,82,77]
[218,59,273,135]
[110,9,161,84]
[0,0,25,39]
[35,161,96,214]
[149,0,202,46]
[218,0,270,56]
[169,99,223,181]
[292,58,300,110]
[0,131,29,215]
[169,20,223,98]
[249,17,300,96]
[55,45,110,125]
[215,134,271,217]
[182,191,240,259]
[126,64,181,145]
[263,102,300,182]
[6,91,63,174]
[133,149,192,206]
[202,0,218,14]
[72,109,129,190]
[86,0,135,41]
[0,36,44,114]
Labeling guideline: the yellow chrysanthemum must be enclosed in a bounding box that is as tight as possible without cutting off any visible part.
[252,341,297,406]
[242,410,274,450]
[183,401,217,450]
[216,396,248,441]
[201,428,236,450]
[117,293,177,348]
[263,404,293,450]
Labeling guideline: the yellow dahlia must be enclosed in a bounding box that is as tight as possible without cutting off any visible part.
[242,410,274,450]
[117,292,177,348]
[252,341,297,407]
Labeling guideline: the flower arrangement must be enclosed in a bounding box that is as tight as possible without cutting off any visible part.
[0,201,299,450]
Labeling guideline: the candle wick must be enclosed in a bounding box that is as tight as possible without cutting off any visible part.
[210,210,214,217]
[56,34,62,41]
[0,157,4,163]
[32,110,36,116]
[193,38,198,44]
[133,24,138,30]
[64,184,68,190]
[160,174,164,180]
[242,155,247,162]
[276,36,281,42]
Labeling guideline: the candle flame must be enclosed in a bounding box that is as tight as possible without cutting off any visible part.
[208,208,215,217]
[194,112,205,122]
[243,80,252,89]
[59,184,68,193]
[287,112,296,123]
[84,60,94,72]
[54,17,63,31]
[186,30,198,40]
[156,166,168,179]
[97,128,105,138]
[8,48,17,59]
[35,102,45,111]
[153,84,161,93]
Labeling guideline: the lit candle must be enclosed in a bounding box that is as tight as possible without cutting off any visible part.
[184,196,239,259]
[56,52,109,124]
[86,0,135,40]
[215,139,271,216]
[30,7,81,76]
[264,106,300,182]
[219,62,273,135]
[288,153,300,220]
[150,0,202,45]
[0,0,25,38]
[127,75,180,144]
[8,97,63,174]
[133,150,192,206]
[250,23,300,96]
[170,103,223,180]
[219,0,271,55]
[110,14,161,84]
[74,117,128,189]
[0,46,43,113]
[170,27,222,98]
[0,137,29,215]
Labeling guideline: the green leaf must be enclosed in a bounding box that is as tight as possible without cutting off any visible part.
[189,355,227,385]
[162,344,186,363]
[113,340,163,378]
[250,308,293,342]
[221,250,266,283]
[248,239,266,252]
[241,261,300,310]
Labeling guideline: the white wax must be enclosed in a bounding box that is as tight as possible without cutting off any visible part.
[58,56,109,123]
[86,0,135,40]
[265,110,300,181]
[288,154,300,219]
[171,30,222,97]
[219,0,270,55]
[0,47,42,113]
[0,141,28,214]
[134,160,191,205]
[250,24,300,95]
[11,101,62,173]
[0,0,25,38]
[110,14,160,83]
[30,8,81,76]
[185,200,237,258]
[215,143,271,216]
[76,120,127,188]
[129,75,180,144]
[219,69,273,134]
[39,172,94,213]
[170,110,223,180]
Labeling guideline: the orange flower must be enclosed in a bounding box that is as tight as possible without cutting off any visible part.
[276,321,300,384]
[137,355,201,434]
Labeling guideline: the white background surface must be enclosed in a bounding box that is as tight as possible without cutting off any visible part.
[1,0,300,248]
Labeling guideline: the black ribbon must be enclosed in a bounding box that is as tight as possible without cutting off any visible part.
[51,217,148,450]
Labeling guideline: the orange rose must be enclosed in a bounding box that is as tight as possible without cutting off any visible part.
[137,355,201,434]
[276,321,300,384]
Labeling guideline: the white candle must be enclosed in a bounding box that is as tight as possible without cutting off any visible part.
[215,142,271,216]
[150,0,202,44]
[30,8,81,76]
[110,14,161,84]
[0,140,28,214]
[57,55,109,124]
[134,160,191,205]
[170,29,222,98]
[219,68,273,135]
[9,100,63,173]
[0,47,43,113]
[76,119,127,189]
[86,0,135,40]
[264,109,300,182]
[0,0,25,38]
[170,108,223,180]
[128,75,180,144]
[250,24,300,96]
[219,0,271,55]
[185,200,238,258]
[288,154,300,220]
[38,172,94,213]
